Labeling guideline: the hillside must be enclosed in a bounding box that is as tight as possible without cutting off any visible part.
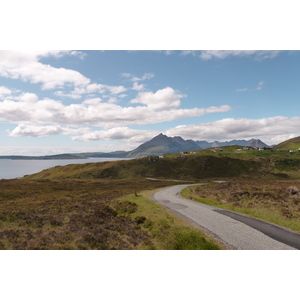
[0,134,272,160]
[24,150,300,181]
[273,136,300,151]
[24,156,259,180]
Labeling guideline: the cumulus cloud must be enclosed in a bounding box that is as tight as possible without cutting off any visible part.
[130,87,185,110]
[12,113,299,147]
[165,116,300,145]
[0,86,12,97]
[132,82,145,91]
[9,124,90,137]
[72,127,158,144]
[0,50,91,90]
[0,88,232,129]
[19,92,39,102]
[63,115,300,146]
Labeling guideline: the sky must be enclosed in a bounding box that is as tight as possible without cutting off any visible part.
[1,50,300,155]
[1,1,300,156]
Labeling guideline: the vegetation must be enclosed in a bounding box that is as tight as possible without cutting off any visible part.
[272,136,300,151]
[24,151,300,181]
[182,179,300,233]
[3,139,300,250]
[0,178,220,250]
[115,190,221,249]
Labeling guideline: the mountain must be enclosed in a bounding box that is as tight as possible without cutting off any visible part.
[195,139,250,148]
[194,140,213,148]
[0,134,271,160]
[246,139,270,149]
[172,136,201,150]
[272,136,300,151]
[126,133,201,158]
[220,139,250,147]
[211,142,220,147]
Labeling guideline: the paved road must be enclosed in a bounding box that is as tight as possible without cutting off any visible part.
[152,185,300,250]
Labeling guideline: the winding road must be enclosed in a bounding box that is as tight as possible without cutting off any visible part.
[151,184,300,250]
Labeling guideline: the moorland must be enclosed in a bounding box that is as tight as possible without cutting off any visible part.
[2,142,300,250]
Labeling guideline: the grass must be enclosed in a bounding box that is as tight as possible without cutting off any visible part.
[114,189,221,250]
[24,151,300,182]
[0,178,221,250]
[181,179,300,233]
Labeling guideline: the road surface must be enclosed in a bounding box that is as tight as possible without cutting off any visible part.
[151,185,300,250]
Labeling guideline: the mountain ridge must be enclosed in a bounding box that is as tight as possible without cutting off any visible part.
[0,133,272,160]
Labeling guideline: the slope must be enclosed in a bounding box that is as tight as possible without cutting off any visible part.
[273,136,300,151]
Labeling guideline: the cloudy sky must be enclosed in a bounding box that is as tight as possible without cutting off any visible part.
[0,50,300,155]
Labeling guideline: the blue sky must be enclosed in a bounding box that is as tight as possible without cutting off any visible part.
[1,50,300,155]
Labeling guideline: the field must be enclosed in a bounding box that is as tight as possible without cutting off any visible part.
[3,147,300,250]
[0,178,221,250]
[25,149,300,181]
[182,178,300,232]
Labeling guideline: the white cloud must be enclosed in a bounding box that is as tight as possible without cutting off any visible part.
[72,127,158,144]
[121,73,131,78]
[165,116,300,145]
[19,92,39,102]
[236,80,264,92]
[12,114,299,148]
[200,50,281,61]
[236,88,250,92]
[0,87,232,133]
[121,72,154,82]
[132,82,145,91]
[0,86,12,97]
[9,124,89,137]
[180,50,198,56]
[66,115,300,147]
[106,85,127,94]
[0,50,91,90]
[54,83,127,99]
[130,87,184,110]
[255,80,264,90]
[0,92,231,128]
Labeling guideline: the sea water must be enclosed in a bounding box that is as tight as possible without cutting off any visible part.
[0,157,128,179]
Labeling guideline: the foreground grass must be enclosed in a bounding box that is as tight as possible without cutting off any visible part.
[114,190,221,250]
[0,178,221,250]
[182,179,300,233]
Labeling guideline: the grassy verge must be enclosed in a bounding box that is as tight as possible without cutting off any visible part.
[181,179,300,233]
[113,189,222,250]
[0,178,221,250]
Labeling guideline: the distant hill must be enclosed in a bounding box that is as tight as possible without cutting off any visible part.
[273,136,300,151]
[126,133,201,158]
[0,134,271,160]
[195,139,250,148]
[246,139,270,149]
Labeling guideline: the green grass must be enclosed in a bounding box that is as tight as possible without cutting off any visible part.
[181,179,300,233]
[273,136,300,151]
[114,189,221,250]
[0,178,221,250]
[24,149,300,182]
